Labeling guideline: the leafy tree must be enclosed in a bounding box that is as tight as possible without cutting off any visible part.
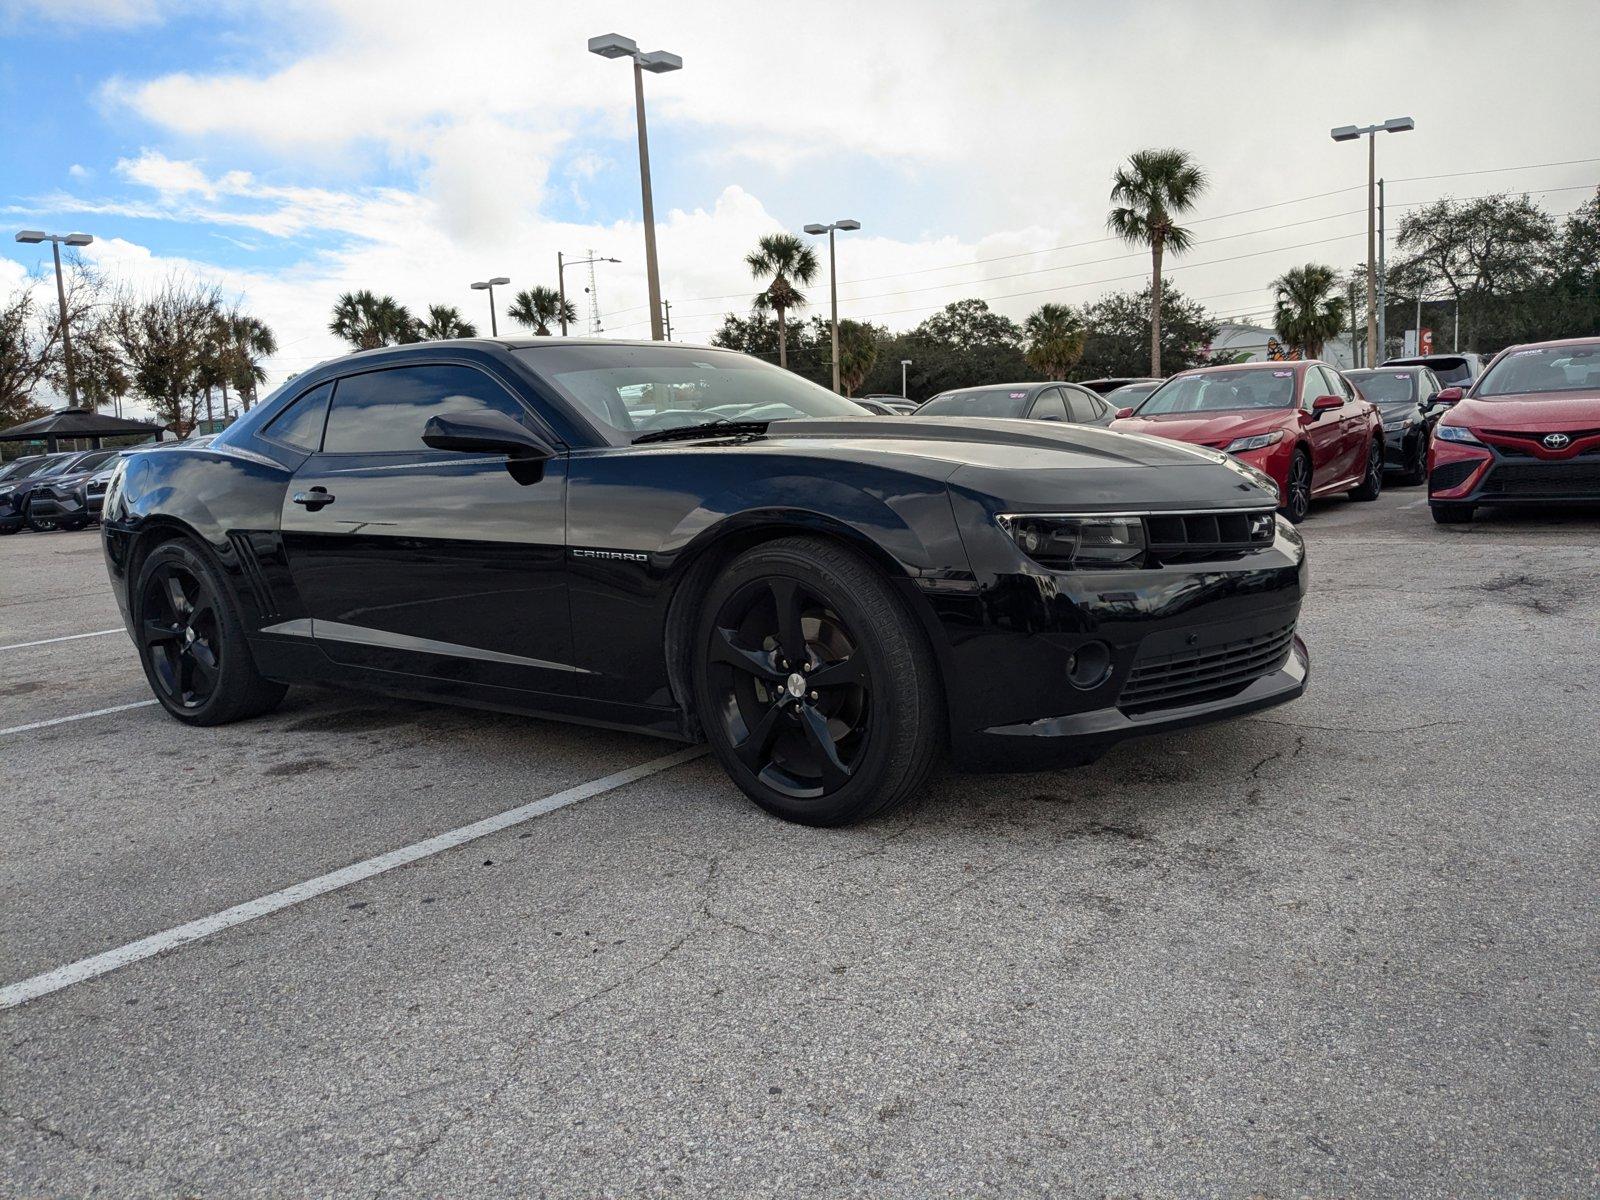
[109,279,224,437]
[851,300,1029,400]
[1023,302,1087,379]
[1074,284,1218,380]
[329,290,417,350]
[1107,148,1209,376]
[916,297,1024,350]
[835,319,883,397]
[1,288,58,428]
[1272,263,1347,359]
[746,233,819,369]
[506,287,575,337]
[415,304,478,340]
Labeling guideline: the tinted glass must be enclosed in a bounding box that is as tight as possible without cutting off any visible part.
[1138,368,1297,415]
[322,366,527,454]
[517,344,860,443]
[1030,391,1069,421]
[918,388,1032,418]
[1347,370,1417,406]
[265,382,333,451]
[1430,358,1474,384]
[38,454,89,477]
[1108,382,1159,409]
[1063,387,1098,422]
[0,458,48,482]
[68,450,117,473]
[1476,344,1600,397]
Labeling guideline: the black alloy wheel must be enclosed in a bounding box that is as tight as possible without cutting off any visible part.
[133,540,287,725]
[694,537,942,826]
[1401,437,1428,486]
[1351,438,1384,501]
[1284,451,1313,524]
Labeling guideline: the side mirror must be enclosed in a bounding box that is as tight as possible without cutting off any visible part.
[422,410,552,459]
[1115,406,1135,420]
[1311,395,1343,416]
[1434,387,1464,405]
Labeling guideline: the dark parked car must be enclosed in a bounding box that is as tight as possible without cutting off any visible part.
[1345,366,1449,484]
[1383,352,1486,391]
[1111,361,1385,523]
[1080,377,1160,396]
[1106,380,1162,414]
[104,339,1308,826]
[1427,336,1600,524]
[22,449,121,531]
[0,455,58,533]
[858,394,917,415]
[0,450,114,533]
[851,398,903,416]
[916,382,1116,426]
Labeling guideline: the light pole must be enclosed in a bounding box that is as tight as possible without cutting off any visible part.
[803,219,861,393]
[15,229,93,407]
[589,33,681,341]
[900,359,912,399]
[1331,116,1413,367]
[470,276,510,336]
[557,252,620,336]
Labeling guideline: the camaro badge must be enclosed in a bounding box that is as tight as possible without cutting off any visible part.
[572,548,649,563]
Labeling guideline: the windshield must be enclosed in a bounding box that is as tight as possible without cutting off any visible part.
[917,389,1032,419]
[38,454,89,477]
[1476,345,1600,397]
[1107,382,1159,406]
[1135,368,1297,415]
[516,344,863,444]
[0,458,49,482]
[1347,371,1417,406]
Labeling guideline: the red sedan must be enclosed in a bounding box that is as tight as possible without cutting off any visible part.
[1110,360,1384,522]
[1428,336,1600,523]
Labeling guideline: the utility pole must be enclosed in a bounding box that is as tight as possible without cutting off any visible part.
[1331,117,1414,370]
[661,299,673,341]
[14,229,93,407]
[1377,177,1387,360]
[1347,280,1361,367]
[900,358,912,399]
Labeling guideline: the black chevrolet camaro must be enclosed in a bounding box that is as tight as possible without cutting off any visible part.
[102,338,1310,825]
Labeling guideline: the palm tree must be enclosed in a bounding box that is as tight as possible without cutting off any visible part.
[329,290,417,350]
[1107,148,1209,376]
[507,286,576,336]
[836,320,880,397]
[1273,264,1348,360]
[1023,303,1087,380]
[746,232,819,369]
[415,304,478,340]
[224,312,276,410]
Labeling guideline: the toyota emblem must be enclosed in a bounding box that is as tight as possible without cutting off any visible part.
[1543,432,1571,450]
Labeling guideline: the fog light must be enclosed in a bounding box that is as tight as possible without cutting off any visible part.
[1067,641,1112,689]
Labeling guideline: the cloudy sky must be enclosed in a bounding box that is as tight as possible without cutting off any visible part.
[2,0,1597,409]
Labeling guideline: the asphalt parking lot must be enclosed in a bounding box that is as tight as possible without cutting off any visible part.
[2,491,1597,1198]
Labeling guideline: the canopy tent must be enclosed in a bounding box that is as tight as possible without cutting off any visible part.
[0,407,165,452]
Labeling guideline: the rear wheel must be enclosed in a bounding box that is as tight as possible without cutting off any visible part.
[1282,450,1313,524]
[1431,503,1475,525]
[692,537,943,826]
[133,540,287,725]
[1350,437,1384,501]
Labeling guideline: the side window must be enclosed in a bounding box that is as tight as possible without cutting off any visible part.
[1333,369,1357,402]
[321,365,529,455]
[264,382,333,451]
[1062,387,1098,423]
[1304,367,1334,407]
[1029,390,1069,421]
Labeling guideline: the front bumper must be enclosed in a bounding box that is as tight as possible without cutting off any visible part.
[1429,439,1600,504]
[1382,427,1420,469]
[25,490,89,522]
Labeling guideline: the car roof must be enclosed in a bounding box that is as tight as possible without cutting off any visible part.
[1493,336,1600,354]
[1175,360,1316,378]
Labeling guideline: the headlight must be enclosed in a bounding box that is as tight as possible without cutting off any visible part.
[1382,418,1412,432]
[1435,425,1481,445]
[997,513,1146,569]
[1223,431,1284,454]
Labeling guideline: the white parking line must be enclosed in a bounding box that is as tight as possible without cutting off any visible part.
[0,628,125,652]
[0,700,159,737]
[0,744,708,1009]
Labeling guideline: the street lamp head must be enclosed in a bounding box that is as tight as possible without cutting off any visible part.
[14,230,47,244]
[802,224,828,235]
[835,219,861,231]
[588,33,638,58]
[470,281,490,291]
[638,50,682,73]
[489,276,510,286]
[604,257,621,263]
[1383,116,1416,133]
[900,359,912,367]
[64,233,94,246]
[1330,125,1361,142]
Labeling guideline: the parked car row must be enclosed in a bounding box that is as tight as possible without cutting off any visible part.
[0,437,211,534]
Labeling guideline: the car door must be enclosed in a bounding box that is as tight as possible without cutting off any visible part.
[1027,389,1069,422]
[278,361,578,696]
[1300,367,1347,489]
[1330,367,1371,480]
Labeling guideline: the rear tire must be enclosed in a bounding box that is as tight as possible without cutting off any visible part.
[1431,503,1475,525]
[133,539,288,726]
[1350,437,1384,501]
[692,536,943,826]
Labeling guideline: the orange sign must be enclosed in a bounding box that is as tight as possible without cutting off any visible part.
[1419,328,1434,354]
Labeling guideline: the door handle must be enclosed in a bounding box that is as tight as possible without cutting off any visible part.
[292,487,334,510]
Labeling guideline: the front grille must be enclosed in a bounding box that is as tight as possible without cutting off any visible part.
[1483,427,1600,448]
[1493,442,1600,459]
[1145,509,1276,562]
[1481,462,1600,497]
[1430,460,1480,493]
[1118,622,1296,715]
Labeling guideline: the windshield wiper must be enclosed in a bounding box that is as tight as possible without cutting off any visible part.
[632,420,770,445]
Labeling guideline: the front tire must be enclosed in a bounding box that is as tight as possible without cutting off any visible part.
[1399,437,1427,486]
[1282,450,1313,524]
[692,536,943,826]
[1431,503,1475,524]
[1350,437,1384,501]
[133,539,288,726]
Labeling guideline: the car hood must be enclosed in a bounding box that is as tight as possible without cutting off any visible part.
[635,417,1281,510]
[1448,391,1600,430]
[1109,408,1290,449]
